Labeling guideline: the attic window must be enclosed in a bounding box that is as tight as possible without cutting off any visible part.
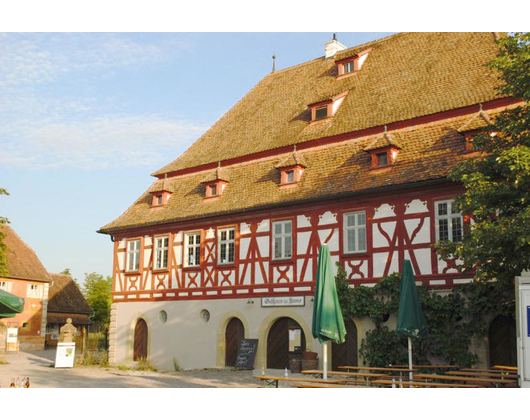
[308,92,348,123]
[151,191,171,207]
[315,106,328,120]
[369,147,399,168]
[364,126,401,169]
[150,175,172,207]
[276,147,308,187]
[335,48,371,79]
[206,183,219,198]
[201,164,229,200]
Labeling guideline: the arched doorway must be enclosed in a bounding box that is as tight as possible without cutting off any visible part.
[225,317,245,367]
[267,317,306,369]
[489,315,517,367]
[133,318,148,361]
[332,318,358,370]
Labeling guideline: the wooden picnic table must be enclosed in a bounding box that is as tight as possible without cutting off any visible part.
[414,373,517,388]
[294,383,368,388]
[301,370,390,387]
[253,375,369,388]
[387,365,456,370]
[372,379,480,388]
[446,370,518,380]
[338,365,417,373]
[492,365,518,371]
[301,369,390,380]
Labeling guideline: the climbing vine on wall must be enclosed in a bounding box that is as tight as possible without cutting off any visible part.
[335,263,515,367]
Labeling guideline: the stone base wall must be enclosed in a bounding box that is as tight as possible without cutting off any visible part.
[18,335,45,351]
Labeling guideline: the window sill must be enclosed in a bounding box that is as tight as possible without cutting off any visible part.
[270,258,294,265]
[217,263,236,269]
[152,268,169,274]
[125,270,141,275]
[182,266,201,272]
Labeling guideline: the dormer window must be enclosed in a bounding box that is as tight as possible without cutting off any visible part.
[308,92,348,123]
[309,101,333,121]
[149,175,172,207]
[364,126,402,169]
[201,164,229,200]
[369,147,399,168]
[376,152,388,167]
[457,105,493,154]
[335,48,371,79]
[276,147,308,187]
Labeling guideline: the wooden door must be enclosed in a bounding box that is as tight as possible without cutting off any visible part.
[489,315,517,367]
[225,317,245,366]
[133,318,148,361]
[267,317,305,369]
[332,319,358,370]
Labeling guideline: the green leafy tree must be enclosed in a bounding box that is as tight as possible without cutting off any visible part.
[83,272,112,331]
[436,33,530,286]
[0,188,10,277]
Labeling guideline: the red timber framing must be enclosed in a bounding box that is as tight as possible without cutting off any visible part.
[110,182,475,303]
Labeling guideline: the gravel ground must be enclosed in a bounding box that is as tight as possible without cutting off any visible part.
[0,349,285,388]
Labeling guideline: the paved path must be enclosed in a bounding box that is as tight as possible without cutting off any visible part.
[0,349,271,388]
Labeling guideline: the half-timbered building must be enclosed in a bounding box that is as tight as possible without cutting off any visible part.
[99,32,521,370]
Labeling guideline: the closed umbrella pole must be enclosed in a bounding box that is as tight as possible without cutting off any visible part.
[396,260,428,387]
[312,244,347,381]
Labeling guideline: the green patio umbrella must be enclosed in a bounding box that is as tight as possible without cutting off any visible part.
[0,288,25,318]
[312,243,347,379]
[396,259,427,384]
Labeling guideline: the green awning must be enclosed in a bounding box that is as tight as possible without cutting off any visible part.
[0,288,25,318]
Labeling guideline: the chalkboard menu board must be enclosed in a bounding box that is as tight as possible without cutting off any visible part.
[234,339,258,369]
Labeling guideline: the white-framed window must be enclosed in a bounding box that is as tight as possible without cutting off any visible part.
[127,239,141,272]
[273,220,292,260]
[0,281,12,293]
[218,227,235,264]
[154,236,169,270]
[344,211,367,253]
[435,199,463,242]
[343,60,355,74]
[27,284,43,299]
[185,232,201,267]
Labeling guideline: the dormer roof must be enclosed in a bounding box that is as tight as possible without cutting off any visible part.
[275,150,309,169]
[201,166,230,184]
[364,128,403,152]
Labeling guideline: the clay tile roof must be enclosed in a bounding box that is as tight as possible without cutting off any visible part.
[364,129,403,152]
[99,32,511,234]
[47,273,93,316]
[148,175,171,193]
[151,32,504,177]
[1,224,51,282]
[275,150,309,169]
[201,166,230,183]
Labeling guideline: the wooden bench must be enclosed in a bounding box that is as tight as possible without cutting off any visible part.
[415,373,517,388]
[338,365,417,373]
[302,369,389,379]
[294,383,369,388]
[372,379,480,388]
[492,365,518,371]
[446,370,518,380]
[254,375,344,388]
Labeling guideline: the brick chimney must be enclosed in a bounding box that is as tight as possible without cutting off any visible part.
[325,34,346,58]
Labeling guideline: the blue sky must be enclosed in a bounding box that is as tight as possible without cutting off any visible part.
[1,32,399,284]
